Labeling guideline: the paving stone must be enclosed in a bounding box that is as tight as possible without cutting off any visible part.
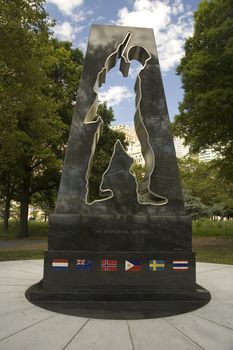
[197,267,233,304]
[0,261,232,350]
[128,318,200,350]
[196,262,232,274]
[0,260,43,275]
[192,299,233,329]
[167,313,233,350]
[0,295,32,317]
[0,285,29,294]
[65,319,132,350]
[0,314,88,350]
[0,307,53,341]
[0,269,40,280]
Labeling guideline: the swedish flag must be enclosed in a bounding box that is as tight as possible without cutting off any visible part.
[149,259,165,271]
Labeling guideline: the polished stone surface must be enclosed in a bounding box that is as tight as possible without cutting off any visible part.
[0,261,232,350]
[27,250,208,319]
[48,214,192,251]
[42,251,196,290]
[29,25,205,315]
[48,26,191,259]
[55,24,185,215]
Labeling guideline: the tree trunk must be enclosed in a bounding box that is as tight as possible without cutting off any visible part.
[3,192,11,233]
[19,177,30,238]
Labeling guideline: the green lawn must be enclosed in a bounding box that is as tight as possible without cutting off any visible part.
[196,246,233,265]
[193,219,233,238]
[0,249,44,261]
[0,220,48,239]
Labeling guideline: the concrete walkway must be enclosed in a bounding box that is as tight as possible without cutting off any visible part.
[0,261,232,350]
[0,239,47,251]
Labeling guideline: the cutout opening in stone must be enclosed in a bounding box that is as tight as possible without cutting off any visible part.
[84,33,168,206]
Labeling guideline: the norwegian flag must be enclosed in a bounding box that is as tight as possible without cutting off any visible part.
[101,259,118,271]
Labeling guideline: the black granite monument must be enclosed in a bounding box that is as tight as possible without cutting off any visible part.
[26,25,211,319]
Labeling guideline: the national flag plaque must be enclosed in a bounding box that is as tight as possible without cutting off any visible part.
[52,259,68,270]
[173,260,189,270]
[101,259,118,271]
[76,259,93,271]
[149,260,165,271]
[125,259,141,272]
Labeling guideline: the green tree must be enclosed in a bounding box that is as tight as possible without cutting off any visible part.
[31,188,57,221]
[0,0,65,236]
[178,157,233,219]
[88,103,128,201]
[0,2,84,236]
[183,189,209,219]
[47,39,83,137]
[174,0,233,179]
[30,39,83,218]
[131,162,145,185]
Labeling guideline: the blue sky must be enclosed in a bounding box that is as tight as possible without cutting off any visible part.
[45,0,200,124]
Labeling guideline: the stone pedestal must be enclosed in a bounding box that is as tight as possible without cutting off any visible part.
[27,250,210,319]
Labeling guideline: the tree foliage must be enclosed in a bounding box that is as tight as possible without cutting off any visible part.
[0,1,83,236]
[47,39,83,139]
[131,163,145,185]
[174,0,233,179]
[178,158,233,219]
[183,189,209,220]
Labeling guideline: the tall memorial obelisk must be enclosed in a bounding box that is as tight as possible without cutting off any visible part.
[26,25,210,319]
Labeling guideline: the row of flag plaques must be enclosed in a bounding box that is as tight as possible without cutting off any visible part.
[51,259,190,271]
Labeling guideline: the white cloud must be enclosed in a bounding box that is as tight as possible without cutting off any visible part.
[171,0,184,15]
[98,86,134,106]
[53,22,82,41]
[78,40,88,54]
[47,0,83,16]
[116,0,194,72]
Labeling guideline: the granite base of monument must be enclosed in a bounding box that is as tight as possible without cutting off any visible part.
[25,250,211,319]
[48,214,193,251]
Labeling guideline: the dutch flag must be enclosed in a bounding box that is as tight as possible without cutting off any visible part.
[52,259,68,270]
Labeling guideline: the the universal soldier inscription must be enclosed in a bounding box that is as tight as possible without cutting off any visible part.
[26,25,210,319]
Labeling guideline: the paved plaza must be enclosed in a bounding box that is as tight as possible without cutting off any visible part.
[0,260,232,350]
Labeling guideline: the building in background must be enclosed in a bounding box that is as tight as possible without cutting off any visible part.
[173,137,190,158]
[111,125,220,164]
[111,124,144,165]
[199,148,217,162]
[172,136,218,162]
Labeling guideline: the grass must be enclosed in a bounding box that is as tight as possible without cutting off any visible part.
[193,219,233,238]
[0,249,44,261]
[196,246,233,265]
[0,220,48,240]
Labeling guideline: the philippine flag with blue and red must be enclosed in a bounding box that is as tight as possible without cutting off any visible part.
[125,259,141,271]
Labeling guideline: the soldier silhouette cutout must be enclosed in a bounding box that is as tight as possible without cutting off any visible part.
[85,36,168,207]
